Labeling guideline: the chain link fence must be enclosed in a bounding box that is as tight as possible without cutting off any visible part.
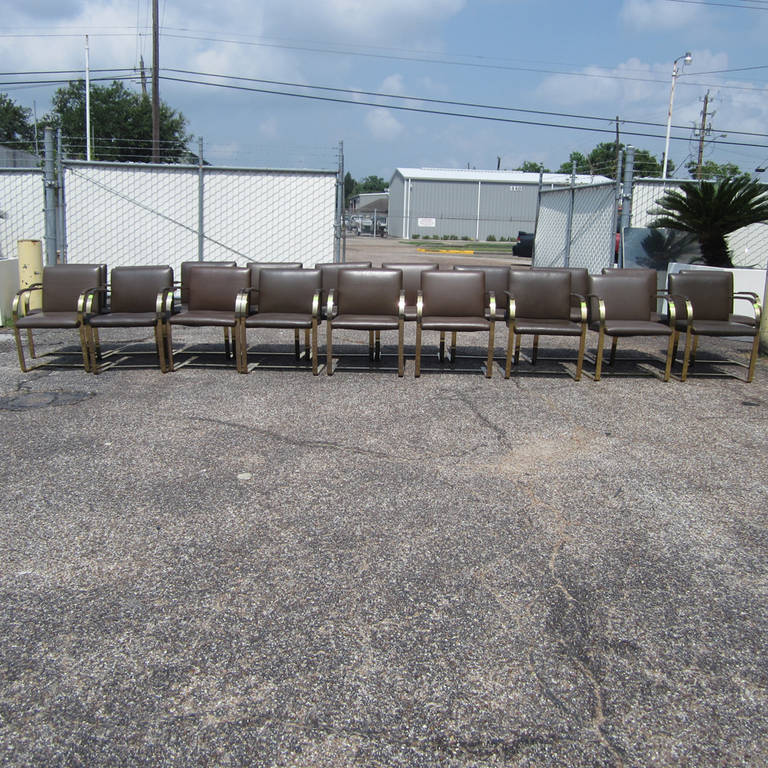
[533,182,617,273]
[0,168,44,260]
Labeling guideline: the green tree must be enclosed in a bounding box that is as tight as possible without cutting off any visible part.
[46,80,190,163]
[0,93,35,151]
[649,177,768,267]
[355,175,387,194]
[515,161,551,173]
[686,160,750,183]
[557,142,668,179]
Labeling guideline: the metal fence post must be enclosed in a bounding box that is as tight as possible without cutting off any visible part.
[619,146,635,268]
[334,140,344,263]
[563,160,576,268]
[197,137,204,261]
[56,128,68,262]
[43,127,58,265]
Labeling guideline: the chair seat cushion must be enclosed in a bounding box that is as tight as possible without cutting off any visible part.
[590,320,672,336]
[421,316,490,332]
[15,311,81,329]
[690,319,758,337]
[512,318,583,336]
[730,314,756,327]
[89,312,159,328]
[170,310,236,327]
[333,314,400,331]
[245,312,314,329]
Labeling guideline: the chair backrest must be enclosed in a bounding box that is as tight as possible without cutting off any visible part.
[109,266,174,313]
[187,266,250,312]
[336,269,402,316]
[249,262,303,288]
[315,262,372,302]
[453,265,509,305]
[381,263,436,307]
[42,263,107,313]
[180,261,237,305]
[509,269,571,320]
[421,270,485,318]
[602,267,657,314]
[534,266,588,298]
[669,270,732,322]
[588,274,652,321]
[258,269,321,315]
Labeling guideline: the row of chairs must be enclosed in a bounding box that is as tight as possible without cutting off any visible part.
[11,261,762,381]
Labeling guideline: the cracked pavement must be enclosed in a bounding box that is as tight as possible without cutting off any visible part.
[1,247,767,766]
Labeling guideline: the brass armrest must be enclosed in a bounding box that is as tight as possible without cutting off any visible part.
[416,290,423,322]
[235,287,257,319]
[156,286,176,317]
[571,292,587,323]
[12,283,43,321]
[326,289,335,319]
[488,291,497,321]
[663,293,687,325]
[504,290,517,323]
[77,285,106,319]
[312,289,321,320]
[734,292,762,325]
[398,290,406,320]
[586,293,606,324]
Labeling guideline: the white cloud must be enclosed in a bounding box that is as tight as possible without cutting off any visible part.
[380,74,405,95]
[365,108,404,140]
[621,0,700,30]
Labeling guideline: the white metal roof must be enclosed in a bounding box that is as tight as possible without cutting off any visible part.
[391,167,611,185]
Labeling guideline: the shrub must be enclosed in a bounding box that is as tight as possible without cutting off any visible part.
[412,234,420,239]
[486,235,496,241]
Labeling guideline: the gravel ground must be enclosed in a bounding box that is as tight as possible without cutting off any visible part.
[1,241,766,767]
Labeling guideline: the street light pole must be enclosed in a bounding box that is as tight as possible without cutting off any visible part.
[662,51,692,181]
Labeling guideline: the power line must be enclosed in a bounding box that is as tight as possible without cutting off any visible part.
[159,73,768,149]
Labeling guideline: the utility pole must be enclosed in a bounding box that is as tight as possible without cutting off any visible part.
[152,0,160,163]
[139,54,148,97]
[614,115,621,179]
[695,91,710,180]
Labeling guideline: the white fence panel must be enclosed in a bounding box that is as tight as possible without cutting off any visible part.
[203,170,336,265]
[533,188,570,268]
[0,170,44,260]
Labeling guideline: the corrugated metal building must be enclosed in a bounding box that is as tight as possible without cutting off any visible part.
[388,168,610,240]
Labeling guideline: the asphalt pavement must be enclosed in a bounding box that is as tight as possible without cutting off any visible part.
[1,239,766,767]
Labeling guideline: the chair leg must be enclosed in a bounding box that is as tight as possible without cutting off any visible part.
[375,330,381,361]
[305,328,311,359]
[311,319,319,376]
[504,324,514,378]
[223,327,231,359]
[690,335,699,368]
[326,322,333,375]
[747,333,759,383]
[415,324,422,377]
[514,334,522,364]
[79,324,91,372]
[663,333,675,382]
[87,325,99,374]
[166,324,175,371]
[27,329,36,359]
[397,320,404,377]
[237,322,248,374]
[294,329,301,359]
[153,321,167,374]
[594,328,606,381]
[575,324,587,381]
[486,322,495,378]
[368,330,375,361]
[608,337,618,366]
[531,335,539,365]
[680,328,692,382]
[438,331,445,361]
[13,327,29,372]
[450,331,457,363]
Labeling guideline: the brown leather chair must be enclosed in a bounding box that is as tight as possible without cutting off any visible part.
[85,266,174,373]
[668,270,761,382]
[381,262,436,321]
[326,269,405,376]
[238,269,322,375]
[12,263,106,372]
[534,266,589,323]
[505,269,587,380]
[179,260,237,307]
[680,269,758,328]
[453,264,509,320]
[587,274,678,381]
[314,262,372,317]
[168,266,250,371]
[415,270,495,378]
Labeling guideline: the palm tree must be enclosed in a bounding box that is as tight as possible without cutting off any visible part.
[649,177,768,267]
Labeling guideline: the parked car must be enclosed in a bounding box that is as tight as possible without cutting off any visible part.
[512,231,534,258]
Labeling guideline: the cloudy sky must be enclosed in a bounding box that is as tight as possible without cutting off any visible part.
[3,0,768,181]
